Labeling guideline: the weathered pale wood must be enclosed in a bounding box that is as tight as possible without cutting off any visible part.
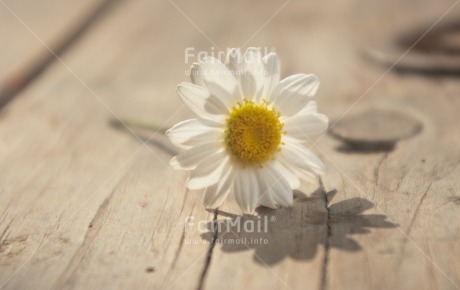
[0,0,107,83]
[199,0,460,289]
[0,0,212,289]
[0,0,460,289]
[314,1,460,289]
[320,75,460,290]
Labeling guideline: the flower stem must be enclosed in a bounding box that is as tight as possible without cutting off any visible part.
[109,118,167,134]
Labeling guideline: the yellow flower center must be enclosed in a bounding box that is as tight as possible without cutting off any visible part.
[225,100,283,165]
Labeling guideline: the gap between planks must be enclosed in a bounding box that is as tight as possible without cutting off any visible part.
[0,0,122,109]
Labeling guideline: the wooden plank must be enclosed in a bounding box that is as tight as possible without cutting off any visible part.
[0,0,459,289]
[0,0,112,80]
[0,0,117,107]
[322,76,460,290]
[0,0,246,288]
[194,0,460,289]
[312,1,460,289]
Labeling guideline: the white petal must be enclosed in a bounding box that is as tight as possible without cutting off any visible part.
[187,152,230,190]
[225,48,244,99]
[200,57,240,109]
[225,48,243,76]
[284,102,328,141]
[166,119,223,149]
[170,142,223,170]
[295,100,318,115]
[277,138,318,183]
[289,166,317,183]
[240,48,265,101]
[190,63,205,87]
[262,165,293,207]
[270,74,320,116]
[269,160,300,189]
[202,167,235,209]
[234,169,259,214]
[254,167,277,209]
[281,139,325,174]
[261,52,280,101]
[177,83,228,120]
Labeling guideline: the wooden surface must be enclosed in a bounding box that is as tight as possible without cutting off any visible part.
[0,0,98,80]
[0,0,460,289]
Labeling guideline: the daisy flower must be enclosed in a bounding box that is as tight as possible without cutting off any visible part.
[166,48,328,214]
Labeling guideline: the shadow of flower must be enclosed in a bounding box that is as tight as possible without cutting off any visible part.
[200,189,397,265]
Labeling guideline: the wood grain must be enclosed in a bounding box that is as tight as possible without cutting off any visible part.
[0,0,459,289]
[0,0,119,107]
